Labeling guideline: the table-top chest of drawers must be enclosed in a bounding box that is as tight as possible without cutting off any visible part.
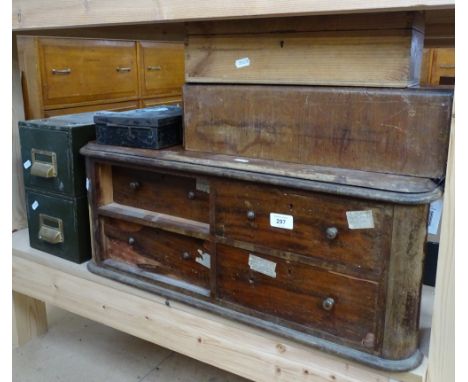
[82,142,441,371]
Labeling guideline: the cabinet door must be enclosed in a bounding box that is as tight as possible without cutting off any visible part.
[40,38,138,107]
[138,41,184,98]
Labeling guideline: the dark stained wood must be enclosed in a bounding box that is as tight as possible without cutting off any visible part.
[80,143,443,204]
[183,85,453,179]
[216,244,382,352]
[214,179,393,278]
[98,203,210,240]
[382,204,428,359]
[102,216,211,293]
[112,165,209,223]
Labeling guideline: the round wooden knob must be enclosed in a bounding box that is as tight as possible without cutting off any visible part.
[326,227,338,240]
[322,297,335,311]
[246,210,256,220]
[128,237,136,245]
[187,191,195,200]
[129,181,140,191]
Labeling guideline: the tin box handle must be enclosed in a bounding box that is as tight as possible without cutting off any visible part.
[30,149,57,178]
[38,214,64,244]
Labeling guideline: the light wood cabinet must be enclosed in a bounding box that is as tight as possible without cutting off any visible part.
[17,36,184,119]
[420,47,455,86]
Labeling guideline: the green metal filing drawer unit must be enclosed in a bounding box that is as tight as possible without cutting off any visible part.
[19,113,96,263]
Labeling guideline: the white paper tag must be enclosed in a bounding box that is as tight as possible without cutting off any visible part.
[23,160,32,169]
[196,249,211,269]
[346,210,374,229]
[235,57,250,69]
[248,254,277,278]
[270,213,293,230]
[31,200,39,210]
[86,178,90,191]
[196,178,210,193]
[428,198,443,235]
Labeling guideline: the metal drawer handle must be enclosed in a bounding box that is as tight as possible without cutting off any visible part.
[325,227,338,240]
[30,149,57,178]
[129,181,140,191]
[38,214,64,244]
[147,65,162,71]
[116,67,132,72]
[246,210,256,220]
[128,237,136,245]
[322,297,335,311]
[439,64,455,69]
[181,252,191,260]
[51,68,71,75]
[187,191,195,200]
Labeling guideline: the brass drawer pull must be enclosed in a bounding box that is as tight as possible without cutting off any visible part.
[147,65,162,71]
[116,67,132,72]
[51,68,71,75]
[30,149,57,178]
[38,214,64,244]
[326,227,338,240]
[322,297,335,311]
[129,181,140,191]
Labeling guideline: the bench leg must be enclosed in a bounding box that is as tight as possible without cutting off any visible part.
[13,291,48,347]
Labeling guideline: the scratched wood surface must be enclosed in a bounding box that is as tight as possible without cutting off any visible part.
[183,84,453,178]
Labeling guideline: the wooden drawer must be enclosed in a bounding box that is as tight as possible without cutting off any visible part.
[140,97,182,108]
[112,166,209,223]
[39,38,138,107]
[138,41,184,98]
[102,217,211,294]
[216,244,382,351]
[214,180,393,277]
[44,100,139,117]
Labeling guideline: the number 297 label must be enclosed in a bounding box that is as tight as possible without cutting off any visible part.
[270,213,293,230]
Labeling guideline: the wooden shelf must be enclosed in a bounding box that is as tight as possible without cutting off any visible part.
[13,228,430,382]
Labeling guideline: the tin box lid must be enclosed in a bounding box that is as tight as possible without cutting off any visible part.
[18,112,97,131]
[93,105,182,127]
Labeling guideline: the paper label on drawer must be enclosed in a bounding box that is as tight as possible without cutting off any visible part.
[248,254,277,278]
[23,160,31,169]
[31,200,39,211]
[235,57,250,69]
[346,210,374,229]
[427,198,443,235]
[270,213,293,230]
[196,178,210,193]
[196,250,211,269]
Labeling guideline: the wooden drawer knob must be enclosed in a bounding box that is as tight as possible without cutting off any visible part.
[246,210,256,220]
[322,297,335,311]
[187,191,195,200]
[128,237,136,245]
[129,181,140,191]
[326,227,338,240]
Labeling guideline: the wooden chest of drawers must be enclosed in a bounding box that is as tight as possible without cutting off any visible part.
[82,143,440,371]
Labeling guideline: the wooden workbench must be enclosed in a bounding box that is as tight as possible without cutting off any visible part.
[12,2,455,381]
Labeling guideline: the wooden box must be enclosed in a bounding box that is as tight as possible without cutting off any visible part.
[183,84,453,178]
[185,12,425,87]
[94,106,183,149]
[81,143,442,371]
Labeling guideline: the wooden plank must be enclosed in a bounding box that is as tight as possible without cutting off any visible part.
[12,0,454,31]
[12,228,427,382]
[426,98,454,382]
[12,291,48,347]
[185,29,423,87]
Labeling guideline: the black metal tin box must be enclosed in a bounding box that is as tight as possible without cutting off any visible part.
[94,105,183,149]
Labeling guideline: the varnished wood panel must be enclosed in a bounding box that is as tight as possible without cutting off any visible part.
[139,97,182,108]
[112,166,209,223]
[216,244,382,352]
[184,84,453,178]
[102,217,211,293]
[185,29,423,87]
[44,100,139,117]
[138,41,184,98]
[39,38,138,107]
[214,179,393,278]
